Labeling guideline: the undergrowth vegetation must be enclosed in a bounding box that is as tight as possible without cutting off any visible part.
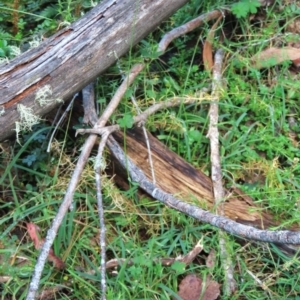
[0,0,300,299]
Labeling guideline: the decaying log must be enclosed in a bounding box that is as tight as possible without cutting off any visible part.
[111,128,299,231]
[0,0,189,142]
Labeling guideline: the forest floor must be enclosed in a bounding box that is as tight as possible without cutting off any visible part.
[1,0,300,299]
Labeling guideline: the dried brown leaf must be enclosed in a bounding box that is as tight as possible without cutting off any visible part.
[26,223,42,249]
[26,222,66,270]
[205,249,216,269]
[177,274,220,300]
[48,247,66,270]
[203,16,222,72]
[178,274,202,300]
[251,47,300,69]
[203,279,221,300]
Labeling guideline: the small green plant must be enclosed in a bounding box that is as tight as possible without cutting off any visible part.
[117,113,134,129]
[0,39,11,57]
[231,0,261,18]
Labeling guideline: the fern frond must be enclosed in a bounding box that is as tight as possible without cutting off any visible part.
[38,4,59,19]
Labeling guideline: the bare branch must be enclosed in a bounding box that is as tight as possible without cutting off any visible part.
[115,56,157,184]
[95,133,110,300]
[26,64,144,300]
[207,49,236,296]
[158,10,225,53]
[76,95,207,136]
[107,135,300,245]
[47,93,79,152]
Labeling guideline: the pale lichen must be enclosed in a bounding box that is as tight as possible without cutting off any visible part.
[94,156,107,171]
[28,35,42,49]
[9,46,21,57]
[15,104,42,143]
[0,106,5,116]
[35,85,63,106]
[0,57,9,65]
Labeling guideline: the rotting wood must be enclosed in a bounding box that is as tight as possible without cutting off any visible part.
[111,128,300,231]
[0,0,189,142]
[107,133,300,247]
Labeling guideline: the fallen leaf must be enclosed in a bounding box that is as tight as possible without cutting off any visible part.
[177,274,220,300]
[206,249,216,269]
[203,16,223,72]
[26,222,66,269]
[26,222,42,249]
[251,47,300,69]
[48,248,66,270]
[203,279,221,300]
[177,274,202,300]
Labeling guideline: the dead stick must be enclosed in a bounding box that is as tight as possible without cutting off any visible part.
[158,10,225,53]
[106,135,300,244]
[76,95,208,136]
[26,63,144,300]
[95,133,109,300]
[207,49,236,295]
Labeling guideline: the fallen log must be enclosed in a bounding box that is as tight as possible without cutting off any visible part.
[111,128,299,231]
[0,0,189,142]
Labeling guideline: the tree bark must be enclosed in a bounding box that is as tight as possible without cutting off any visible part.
[0,0,189,142]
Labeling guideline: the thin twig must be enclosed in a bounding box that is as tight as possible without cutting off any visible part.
[25,5,288,297]
[106,135,300,245]
[26,63,144,300]
[47,93,78,153]
[157,0,275,65]
[245,269,274,298]
[157,10,225,53]
[76,95,208,136]
[115,53,156,183]
[207,49,236,296]
[27,9,230,295]
[94,132,110,300]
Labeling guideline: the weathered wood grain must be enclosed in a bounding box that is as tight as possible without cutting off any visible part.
[112,128,298,230]
[0,0,189,141]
